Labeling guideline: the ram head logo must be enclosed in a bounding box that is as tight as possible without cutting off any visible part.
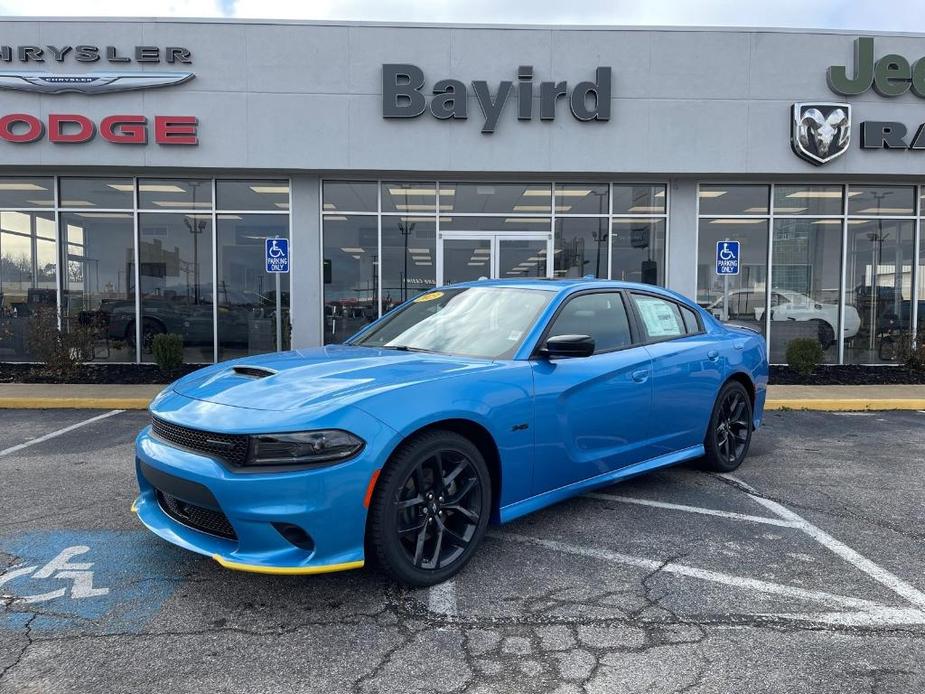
[791,103,851,165]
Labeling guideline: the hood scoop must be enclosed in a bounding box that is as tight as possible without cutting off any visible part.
[232,365,277,379]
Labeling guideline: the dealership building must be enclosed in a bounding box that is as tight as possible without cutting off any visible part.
[0,17,923,366]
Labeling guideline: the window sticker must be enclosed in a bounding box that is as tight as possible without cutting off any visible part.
[507,329,523,341]
[413,291,444,303]
[636,297,682,337]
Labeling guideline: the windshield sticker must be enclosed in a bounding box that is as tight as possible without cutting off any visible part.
[507,329,523,341]
[636,298,682,337]
[413,291,444,303]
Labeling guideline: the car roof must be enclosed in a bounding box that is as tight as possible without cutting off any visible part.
[444,278,687,299]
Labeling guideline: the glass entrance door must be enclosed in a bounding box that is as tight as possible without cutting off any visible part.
[437,232,552,284]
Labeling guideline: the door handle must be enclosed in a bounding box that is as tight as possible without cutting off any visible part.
[707,350,720,361]
[631,369,649,383]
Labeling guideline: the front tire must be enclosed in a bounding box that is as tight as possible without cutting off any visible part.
[701,381,753,472]
[368,430,491,587]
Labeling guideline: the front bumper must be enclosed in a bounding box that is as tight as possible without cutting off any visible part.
[133,406,395,575]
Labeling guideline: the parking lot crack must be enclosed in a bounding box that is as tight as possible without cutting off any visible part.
[0,611,36,685]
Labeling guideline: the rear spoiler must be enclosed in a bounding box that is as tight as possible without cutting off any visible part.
[725,322,761,334]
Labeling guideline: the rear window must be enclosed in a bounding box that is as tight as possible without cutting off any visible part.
[631,293,686,340]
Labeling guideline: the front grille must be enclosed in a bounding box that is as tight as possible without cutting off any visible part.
[151,417,250,467]
[156,490,237,540]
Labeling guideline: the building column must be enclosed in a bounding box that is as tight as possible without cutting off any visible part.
[667,177,697,299]
[289,174,322,348]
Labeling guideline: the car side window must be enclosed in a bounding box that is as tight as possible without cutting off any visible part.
[546,292,633,354]
[631,293,686,340]
[680,305,701,334]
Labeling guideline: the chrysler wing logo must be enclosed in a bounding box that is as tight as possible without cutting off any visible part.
[0,71,194,95]
[791,102,851,165]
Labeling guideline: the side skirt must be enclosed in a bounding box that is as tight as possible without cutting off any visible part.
[498,444,705,524]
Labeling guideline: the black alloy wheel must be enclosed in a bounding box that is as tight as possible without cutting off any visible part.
[701,381,753,472]
[368,430,491,586]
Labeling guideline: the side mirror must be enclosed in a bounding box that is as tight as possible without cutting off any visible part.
[542,334,595,358]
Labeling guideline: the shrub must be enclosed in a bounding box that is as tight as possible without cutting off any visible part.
[26,308,95,379]
[895,331,925,372]
[786,338,824,377]
[152,333,184,376]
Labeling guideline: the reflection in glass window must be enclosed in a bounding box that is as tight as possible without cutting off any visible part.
[554,183,609,214]
[844,219,915,364]
[847,186,916,216]
[322,215,379,344]
[59,177,134,209]
[610,218,665,285]
[322,181,377,213]
[443,182,552,214]
[773,185,843,216]
[140,179,212,209]
[768,219,842,364]
[381,217,435,312]
[138,213,214,363]
[696,219,769,335]
[0,211,56,361]
[549,292,633,352]
[0,178,55,208]
[217,179,289,211]
[60,212,135,362]
[381,182,440,214]
[612,184,666,215]
[555,218,609,278]
[216,214,290,360]
[698,184,769,216]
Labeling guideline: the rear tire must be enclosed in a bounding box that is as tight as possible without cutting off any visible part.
[700,381,753,472]
[368,430,491,587]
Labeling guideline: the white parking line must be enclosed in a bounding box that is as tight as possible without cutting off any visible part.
[0,410,124,458]
[585,492,799,528]
[720,473,925,612]
[428,578,458,617]
[493,531,896,615]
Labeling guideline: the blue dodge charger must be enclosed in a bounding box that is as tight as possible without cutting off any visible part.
[134,279,768,586]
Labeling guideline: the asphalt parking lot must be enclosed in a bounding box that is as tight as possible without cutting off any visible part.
[1,408,924,694]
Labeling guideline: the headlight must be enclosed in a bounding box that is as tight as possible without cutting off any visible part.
[248,430,364,466]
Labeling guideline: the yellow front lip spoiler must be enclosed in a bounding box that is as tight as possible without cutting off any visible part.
[212,555,365,576]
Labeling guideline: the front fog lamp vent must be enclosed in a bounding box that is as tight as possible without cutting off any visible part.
[248,430,365,466]
[273,523,315,551]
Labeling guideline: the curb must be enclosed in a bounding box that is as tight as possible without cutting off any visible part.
[0,398,152,410]
[765,399,925,411]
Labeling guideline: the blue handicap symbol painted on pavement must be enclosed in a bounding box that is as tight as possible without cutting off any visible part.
[0,530,189,634]
[265,237,289,273]
[715,240,740,276]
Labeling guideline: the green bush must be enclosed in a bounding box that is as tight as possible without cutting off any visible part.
[895,331,925,371]
[786,337,824,377]
[152,333,184,375]
[26,308,95,379]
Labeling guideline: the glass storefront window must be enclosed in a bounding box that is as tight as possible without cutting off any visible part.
[59,177,133,209]
[773,185,843,216]
[216,214,290,360]
[61,212,135,362]
[381,182,439,214]
[699,184,769,215]
[322,214,379,344]
[140,179,212,209]
[768,219,843,364]
[844,219,915,364]
[555,217,609,278]
[217,179,289,211]
[0,177,55,208]
[381,216,436,312]
[611,218,665,285]
[697,218,769,335]
[612,184,666,215]
[0,211,56,361]
[554,183,609,214]
[440,216,550,232]
[138,213,214,363]
[847,185,916,216]
[322,181,377,213]
[443,182,553,214]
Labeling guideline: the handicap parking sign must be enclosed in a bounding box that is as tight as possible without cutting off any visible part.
[716,240,740,276]
[265,237,289,273]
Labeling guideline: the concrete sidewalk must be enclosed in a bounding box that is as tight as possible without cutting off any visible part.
[1,382,924,411]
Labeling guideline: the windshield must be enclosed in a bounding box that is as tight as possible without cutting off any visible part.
[352,287,553,359]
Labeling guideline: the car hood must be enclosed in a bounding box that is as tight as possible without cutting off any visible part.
[170,345,500,412]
